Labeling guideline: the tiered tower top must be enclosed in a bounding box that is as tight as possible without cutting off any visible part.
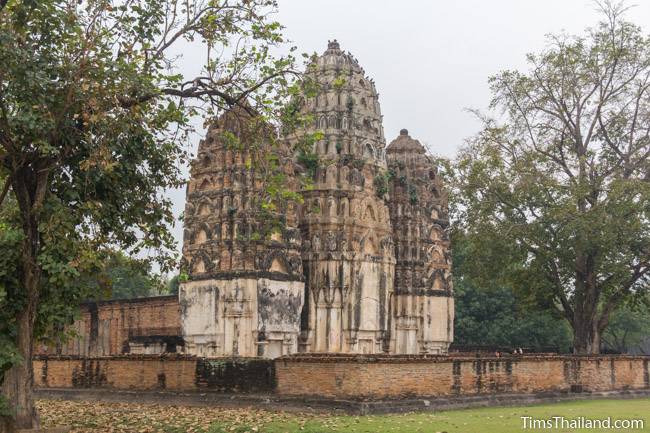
[181,109,303,281]
[300,40,386,166]
[386,129,427,155]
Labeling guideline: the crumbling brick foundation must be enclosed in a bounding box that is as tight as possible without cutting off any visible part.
[274,353,650,399]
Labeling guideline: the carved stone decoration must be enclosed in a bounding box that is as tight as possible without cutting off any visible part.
[179,108,305,358]
[386,128,454,354]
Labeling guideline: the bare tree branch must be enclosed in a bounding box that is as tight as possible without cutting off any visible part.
[0,174,11,207]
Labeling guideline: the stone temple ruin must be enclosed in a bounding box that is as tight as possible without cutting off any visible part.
[33,42,650,411]
[179,40,454,357]
[40,40,453,360]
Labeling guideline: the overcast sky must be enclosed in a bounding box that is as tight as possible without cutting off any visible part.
[164,0,650,260]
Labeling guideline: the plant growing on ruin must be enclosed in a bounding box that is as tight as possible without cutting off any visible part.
[373,171,391,199]
[452,1,650,354]
[297,150,320,180]
[408,184,418,205]
[0,0,303,430]
[294,128,323,184]
[332,74,346,90]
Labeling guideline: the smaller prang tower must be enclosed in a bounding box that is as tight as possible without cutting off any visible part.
[386,129,454,354]
[179,109,304,358]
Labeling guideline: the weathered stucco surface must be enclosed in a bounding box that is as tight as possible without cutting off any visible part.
[289,40,396,354]
[179,278,304,357]
[286,41,453,354]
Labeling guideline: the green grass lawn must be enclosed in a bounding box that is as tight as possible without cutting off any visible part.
[212,398,650,433]
[39,397,650,433]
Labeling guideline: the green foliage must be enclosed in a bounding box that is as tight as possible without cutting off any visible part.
[0,0,303,423]
[339,154,352,166]
[219,131,242,151]
[373,170,393,199]
[281,76,318,135]
[454,283,572,352]
[0,206,23,408]
[165,275,180,296]
[602,301,650,354]
[258,146,306,222]
[346,95,354,111]
[453,234,572,352]
[407,184,418,205]
[80,251,165,300]
[0,189,98,374]
[297,150,320,180]
[449,4,650,353]
[249,208,286,240]
[332,74,346,90]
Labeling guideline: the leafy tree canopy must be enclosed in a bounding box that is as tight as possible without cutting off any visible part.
[79,251,168,300]
[448,1,650,354]
[452,234,573,353]
[0,0,307,429]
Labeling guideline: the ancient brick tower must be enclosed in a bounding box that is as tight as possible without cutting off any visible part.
[386,129,454,354]
[290,40,396,354]
[179,110,305,358]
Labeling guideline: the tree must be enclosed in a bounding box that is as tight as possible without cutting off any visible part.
[0,0,302,430]
[166,274,181,296]
[80,251,165,300]
[601,301,650,353]
[454,283,573,353]
[453,235,572,353]
[451,2,650,354]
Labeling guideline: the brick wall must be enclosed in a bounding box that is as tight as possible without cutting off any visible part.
[275,354,650,399]
[34,353,650,400]
[34,355,276,393]
[36,295,182,356]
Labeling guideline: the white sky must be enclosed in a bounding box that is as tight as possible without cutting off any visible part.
[164,0,650,260]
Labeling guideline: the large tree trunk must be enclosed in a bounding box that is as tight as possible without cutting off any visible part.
[0,308,39,432]
[572,319,601,354]
[1,172,42,433]
[571,251,602,355]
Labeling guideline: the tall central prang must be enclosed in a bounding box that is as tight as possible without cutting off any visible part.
[289,40,396,354]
